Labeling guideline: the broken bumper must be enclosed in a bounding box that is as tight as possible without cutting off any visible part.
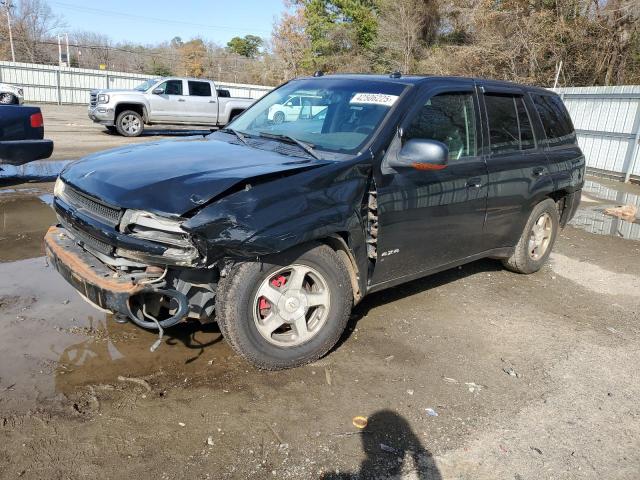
[44,226,145,315]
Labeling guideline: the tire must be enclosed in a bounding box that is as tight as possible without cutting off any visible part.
[216,243,353,370]
[105,126,117,134]
[273,111,285,124]
[115,110,144,137]
[502,198,559,274]
[0,93,17,105]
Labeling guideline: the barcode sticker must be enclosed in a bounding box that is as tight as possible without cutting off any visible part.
[350,93,399,107]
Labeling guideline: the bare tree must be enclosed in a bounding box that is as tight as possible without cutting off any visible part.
[14,0,64,63]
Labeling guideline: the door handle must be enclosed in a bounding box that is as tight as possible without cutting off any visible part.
[178,98,186,102]
[466,177,483,188]
[209,100,217,103]
[532,166,545,176]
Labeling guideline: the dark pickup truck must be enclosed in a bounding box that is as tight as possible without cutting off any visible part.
[0,105,54,165]
[45,74,584,369]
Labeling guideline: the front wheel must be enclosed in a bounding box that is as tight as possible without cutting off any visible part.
[272,111,285,124]
[115,110,144,137]
[502,198,559,274]
[216,243,353,370]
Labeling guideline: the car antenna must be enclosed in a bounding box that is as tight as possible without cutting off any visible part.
[390,71,402,78]
[313,70,324,77]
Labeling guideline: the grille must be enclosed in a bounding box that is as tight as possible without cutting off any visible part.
[60,217,114,256]
[63,185,122,226]
[89,93,97,107]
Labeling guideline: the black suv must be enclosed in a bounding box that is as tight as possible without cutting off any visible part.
[46,74,584,369]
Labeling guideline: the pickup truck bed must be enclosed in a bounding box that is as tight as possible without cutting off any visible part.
[0,105,54,165]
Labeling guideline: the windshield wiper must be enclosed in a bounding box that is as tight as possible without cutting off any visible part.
[219,127,249,146]
[256,131,319,160]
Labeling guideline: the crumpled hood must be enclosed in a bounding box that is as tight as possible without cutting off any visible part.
[60,136,328,216]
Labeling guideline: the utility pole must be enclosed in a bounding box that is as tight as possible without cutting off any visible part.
[2,0,16,62]
[57,34,62,66]
[65,32,70,67]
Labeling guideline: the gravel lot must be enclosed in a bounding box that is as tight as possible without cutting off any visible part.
[0,105,639,479]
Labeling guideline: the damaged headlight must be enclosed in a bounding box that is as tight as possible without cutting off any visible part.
[54,176,65,198]
[118,209,200,266]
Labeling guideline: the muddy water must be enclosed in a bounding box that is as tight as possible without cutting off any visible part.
[0,186,233,415]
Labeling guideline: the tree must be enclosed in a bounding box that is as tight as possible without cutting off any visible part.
[226,35,263,58]
[14,0,65,63]
[375,0,439,73]
[272,1,311,77]
[180,38,208,77]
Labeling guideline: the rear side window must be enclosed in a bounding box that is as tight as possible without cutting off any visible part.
[188,81,212,97]
[406,92,477,160]
[484,94,536,153]
[531,94,575,145]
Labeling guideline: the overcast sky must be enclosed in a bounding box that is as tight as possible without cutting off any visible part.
[48,0,285,46]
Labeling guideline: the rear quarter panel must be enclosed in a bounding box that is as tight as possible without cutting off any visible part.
[0,105,44,140]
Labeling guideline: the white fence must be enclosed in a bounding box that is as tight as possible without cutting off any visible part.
[554,86,640,182]
[0,60,273,105]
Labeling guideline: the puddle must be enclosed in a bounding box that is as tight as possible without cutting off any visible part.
[0,189,234,414]
[570,179,640,241]
[0,256,232,415]
[0,191,57,262]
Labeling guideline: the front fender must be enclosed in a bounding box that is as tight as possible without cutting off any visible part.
[183,161,372,261]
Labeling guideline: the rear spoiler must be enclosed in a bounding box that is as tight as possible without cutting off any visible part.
[0,139,54,165]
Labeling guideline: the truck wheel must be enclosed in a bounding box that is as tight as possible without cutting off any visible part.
[0,93,17,104]
[116,110,144,137]
[273,111,285,124]
[502,198,559,274]
[216,243,353,370]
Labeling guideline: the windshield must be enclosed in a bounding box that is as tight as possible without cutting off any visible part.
[134,79,159,92]
[229,78,407,154]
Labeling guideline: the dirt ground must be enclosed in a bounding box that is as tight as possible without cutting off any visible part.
[1,106,640,479]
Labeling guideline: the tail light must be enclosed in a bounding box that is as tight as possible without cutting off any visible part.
[30,112,44,128]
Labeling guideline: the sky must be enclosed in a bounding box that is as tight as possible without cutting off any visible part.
[48,0,286,46]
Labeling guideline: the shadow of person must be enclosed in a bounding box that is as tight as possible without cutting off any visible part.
[322,409,442,479]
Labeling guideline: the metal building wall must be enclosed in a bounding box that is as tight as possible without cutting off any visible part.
[554,86,640,182]
[0,61,272,104]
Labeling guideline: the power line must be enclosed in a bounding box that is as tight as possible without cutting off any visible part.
[49,1,272,35]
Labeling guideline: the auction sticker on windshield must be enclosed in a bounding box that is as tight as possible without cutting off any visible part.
[350,93,399,107]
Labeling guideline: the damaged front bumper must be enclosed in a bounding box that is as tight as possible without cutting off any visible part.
[44,226,190,327]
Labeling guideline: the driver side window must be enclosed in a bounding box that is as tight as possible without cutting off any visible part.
[157,80,183,96]
[405,93,477,160]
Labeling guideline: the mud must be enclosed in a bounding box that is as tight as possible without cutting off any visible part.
[0,177,639,479]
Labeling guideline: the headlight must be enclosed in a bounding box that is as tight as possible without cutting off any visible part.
[54,177,65,198]
[97,94,110,104]
[118,209,200,265]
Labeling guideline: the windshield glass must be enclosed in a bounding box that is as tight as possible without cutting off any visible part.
[229,78,407,154]
[134,79,159,92]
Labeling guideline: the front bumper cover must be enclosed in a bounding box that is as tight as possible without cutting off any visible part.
[44,226,145,315]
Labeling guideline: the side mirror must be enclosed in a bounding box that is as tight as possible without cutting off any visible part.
[388,138,449,170]
[152,87,164,95]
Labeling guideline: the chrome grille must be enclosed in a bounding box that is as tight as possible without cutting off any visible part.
[89,93,97,107]
[59,217,114,256]
[63,185,122,226]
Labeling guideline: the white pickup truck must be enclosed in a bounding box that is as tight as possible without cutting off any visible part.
[88,77,255,137]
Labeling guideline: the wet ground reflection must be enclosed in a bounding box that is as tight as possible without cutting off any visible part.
[571,179,640,241]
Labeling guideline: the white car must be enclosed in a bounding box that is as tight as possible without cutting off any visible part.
[267,94,327,124]
[0,83,24,105]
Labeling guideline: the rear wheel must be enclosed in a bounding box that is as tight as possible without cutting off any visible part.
[216,243,353,370]
[115,110,144,137]
[502,198,559,274]
[0,93,17,104]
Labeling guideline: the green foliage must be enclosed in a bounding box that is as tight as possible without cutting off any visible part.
[227,35,264,58]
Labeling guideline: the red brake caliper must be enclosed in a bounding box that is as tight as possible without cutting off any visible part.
[259,275,287,317]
